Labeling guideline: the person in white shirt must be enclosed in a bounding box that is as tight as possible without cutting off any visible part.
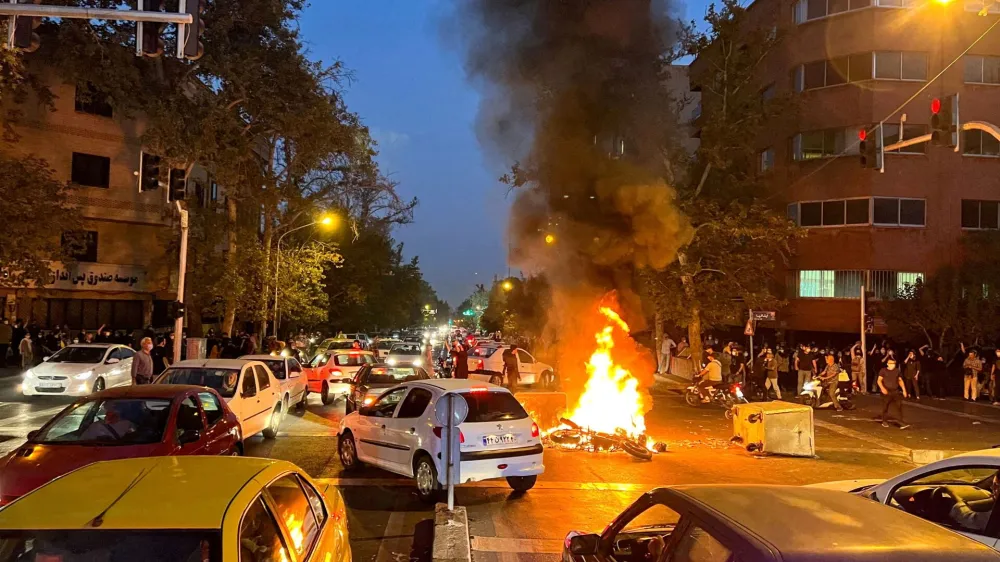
[948,472,999,533]
[659,335,677,374]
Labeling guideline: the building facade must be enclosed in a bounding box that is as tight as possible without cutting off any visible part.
[694,0,1000,335]
[1,72,213,332]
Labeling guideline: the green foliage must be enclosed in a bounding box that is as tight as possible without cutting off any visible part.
[480,276,550,347]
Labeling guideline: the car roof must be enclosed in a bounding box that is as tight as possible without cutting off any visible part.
[90,384,208,400]
[414,379,506,393]
[949,448,1000,462]
[170,358,253,370]
[662,485,1000,561]
[0,457,293,530]
[61,343,120,349]
[240,354,285,361]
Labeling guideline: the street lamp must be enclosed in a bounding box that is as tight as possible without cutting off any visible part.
[273,214,336,337]
[502,280,513,291]
[544,233,556,245]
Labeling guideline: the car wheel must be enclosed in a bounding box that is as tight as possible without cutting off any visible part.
[92,377,106,393]
[262,405,281,440]
[339,431,362,471]
[489,374,504,386]
[297,390,308,411]
[414,454,441,504]
[541,371,556,390]
[322,383,333,405]
[506,475,537,492]
[230,442,243,456]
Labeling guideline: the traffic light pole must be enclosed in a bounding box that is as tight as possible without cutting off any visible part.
[173,202,189,363]
[860,284,867,383]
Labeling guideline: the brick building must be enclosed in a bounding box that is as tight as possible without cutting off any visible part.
[1,71,213,333]
[692,0,1000,336]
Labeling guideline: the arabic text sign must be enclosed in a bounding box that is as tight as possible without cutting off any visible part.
[751,311,776,322]
[46,263,146,293]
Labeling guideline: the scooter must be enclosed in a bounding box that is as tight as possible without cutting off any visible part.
[684,375,749,418]
[798,370,856,410]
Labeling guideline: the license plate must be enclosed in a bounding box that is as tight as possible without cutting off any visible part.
[37,383,62,389]
[482,434,517,446]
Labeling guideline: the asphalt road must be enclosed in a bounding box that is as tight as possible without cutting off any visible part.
[2,366,1000,561]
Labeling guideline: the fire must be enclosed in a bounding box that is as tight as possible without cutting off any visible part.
[562,306,647,439]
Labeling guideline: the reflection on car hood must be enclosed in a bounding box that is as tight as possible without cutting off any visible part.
[30,362,100,376]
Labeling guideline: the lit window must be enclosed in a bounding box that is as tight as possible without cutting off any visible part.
[897,272,923,292]
[759,148,775,172]
[799,270,834,298]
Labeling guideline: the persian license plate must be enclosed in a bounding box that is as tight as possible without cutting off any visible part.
[37,383,62,389]
[482,434,517,446]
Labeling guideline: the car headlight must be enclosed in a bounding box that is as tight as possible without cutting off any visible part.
[74,370,94,381]
[23,369,35,380]
[386,358,397,366]
[735,387,745,398]
[413,359,423,367]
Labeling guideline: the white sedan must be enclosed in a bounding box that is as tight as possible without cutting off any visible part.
[337,379,544,503]
[239,354,308,414]
[22,344,135,397]
[812,448,1000,549]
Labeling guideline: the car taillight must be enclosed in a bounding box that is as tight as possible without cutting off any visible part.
[432,426,465,443]
[330,369,343,378]
[474,359,484,371]
[531,422,539,438]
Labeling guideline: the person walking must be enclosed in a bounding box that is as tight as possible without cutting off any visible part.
[450,341,469,380]
[903,350,921,400]
[502,344,520,394]
[150,336,170,375]
[991,348,1000,406]
[17,332,32,370]
[10,320,25,367]
[131,337,155,385]
[763,350,781,400]
[878,358,910,429]
[962,344,983,401]
[0,319,11,369]
[849,343,866,395]
[659,334,676,375]
[818,353,844,411]
[918,345,937,399]
[795,343,814,394]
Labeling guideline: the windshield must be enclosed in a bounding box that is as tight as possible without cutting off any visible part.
[469,346,499,358]
[364,367,427,385]
[389,344,421,355]
[459,391,528,422]
[158,368,240,398]
[46,346,108,364]
[377,341,398,350]
[0,530,220,562]
[333,354,375,367]
[34,398,172,445]
[327,341,357,350]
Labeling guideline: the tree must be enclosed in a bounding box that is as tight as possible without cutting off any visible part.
[480,276,550,347]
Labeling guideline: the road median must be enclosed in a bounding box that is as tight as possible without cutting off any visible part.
[432,503,470,562]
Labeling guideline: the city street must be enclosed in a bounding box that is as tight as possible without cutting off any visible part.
[1,367,999,561]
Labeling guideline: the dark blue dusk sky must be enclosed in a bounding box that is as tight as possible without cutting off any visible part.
[299,1,702,306]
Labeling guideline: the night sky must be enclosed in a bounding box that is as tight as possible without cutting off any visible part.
[299,1,701,306]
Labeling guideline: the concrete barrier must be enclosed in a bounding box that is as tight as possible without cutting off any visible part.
[432,503,471,562]
[515,391,569,430]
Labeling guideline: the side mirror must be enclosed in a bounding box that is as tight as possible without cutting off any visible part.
[178,429,201,445]
[568,534,600,555]
[26,430,39,442]
[42,356,50,362]
[106,357,120,365]
[341,378,354,384]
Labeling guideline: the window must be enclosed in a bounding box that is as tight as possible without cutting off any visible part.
[289,359,303,376]
[964,55,1000,84]
[176,396,204,440]
[517,350,536,364]
[874,51,926,80]
[759,148,774,172]
[787,203,799,224]
[870,270,925,299]
[459,390,529,422]
[794,270,865,298]
[240,497,291,562]
[61,230,98,262]
[266,475,321,560]
[241,370,256,398]
[299,476,328,527]
[800,202,822,226]
[367,387,408,417]
[669,524,733,562]
[822,200,846,226]
[74,83,113,118]
[622,504,681,532]
[849,53,873,81]
[799,270,834,298]
[873,197,925,226]
[962,200,1000,229]
[118,347,135,359]
[71,152,111,188]
[254,365,271,391]
[396,388,433,418]
[963,129,1000,157]
[793,127,859,160]
[803,60,826,90]
[846,198,870,224]
[198,392,224,426]
[210,180,219,202]
[882,123,929,154]
[795,0,901,23]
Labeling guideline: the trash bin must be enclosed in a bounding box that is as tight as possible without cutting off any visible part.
[732,401,814,457]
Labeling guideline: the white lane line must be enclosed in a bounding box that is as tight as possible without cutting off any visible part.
[374,499,407,562]
[0,406,65,428]
[471,537,563,554]
[315,478,649,492]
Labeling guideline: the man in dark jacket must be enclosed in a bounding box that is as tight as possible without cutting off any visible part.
[450,341,469,379]
[502,345,520,393]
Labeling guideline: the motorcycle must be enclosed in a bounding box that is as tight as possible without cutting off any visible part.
[684,375,749,419]
[798,370,856,410]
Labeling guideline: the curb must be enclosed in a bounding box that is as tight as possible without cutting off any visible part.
[432,503,471,562]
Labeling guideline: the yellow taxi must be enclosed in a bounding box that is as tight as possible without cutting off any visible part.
[0,456,351,562]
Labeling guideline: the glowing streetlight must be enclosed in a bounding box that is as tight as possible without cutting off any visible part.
[424,304,432,310]
[274,212,337,336]
[502,280,513,291]
[544,234,556,245]
[319,215,335,227]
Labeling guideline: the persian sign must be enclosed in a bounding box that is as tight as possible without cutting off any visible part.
[46,263,146,293]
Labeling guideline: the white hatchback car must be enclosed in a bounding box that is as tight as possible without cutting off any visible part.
[156,359,284,441]
[812,447,1000,549]
[466,344,556,389]
[22,344,135,397]
[337,379,544,502]
[239,354,308,413]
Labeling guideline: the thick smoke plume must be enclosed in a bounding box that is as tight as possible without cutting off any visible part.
[452,0,693,399]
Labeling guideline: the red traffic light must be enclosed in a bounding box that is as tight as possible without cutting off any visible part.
[858,129,867,141]
[931,98,941,114]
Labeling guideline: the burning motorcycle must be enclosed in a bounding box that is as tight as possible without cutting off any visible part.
[547,418,659,461]
[684,375,748,416]
[798,370,856,410]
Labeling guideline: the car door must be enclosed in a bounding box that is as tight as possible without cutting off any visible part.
[382,387,434,475]
[116,347,136,386]
[354,387,408,469]
[197,391,236,455]
[517,350,537,384]
[97,348,120,386]
[238,367,263,436]
[255,364,279,409]
[174,395,208,455]
[238,495,293,562]
[287,359,306,404]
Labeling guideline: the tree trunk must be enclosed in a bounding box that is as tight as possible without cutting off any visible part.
[260,202,275,338]
[677,251,703,367]
[221,197,238,336]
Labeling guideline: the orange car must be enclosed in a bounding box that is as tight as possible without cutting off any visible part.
[304,350,377,405]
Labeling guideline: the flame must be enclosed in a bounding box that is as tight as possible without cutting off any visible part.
[285,513,304,552]
[562,306,647,439]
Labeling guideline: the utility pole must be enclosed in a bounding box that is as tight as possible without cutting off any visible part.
[173,201,189,363]
[860,283,867,385]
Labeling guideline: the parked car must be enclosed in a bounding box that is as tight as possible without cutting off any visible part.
[240,354,308,413]
[0,385,242,505]
[375,339,401,360]
[466,344,556,389]
[344,363,431,414]
[0,456,351,562]
[812,447,1000,549]
[338,379,543,502]
[156,359,284,441]
[338,333,371,349]
[21,343,136,397]
[563,485,1000,562]
[305,350,377,405]
[386,342,424,367]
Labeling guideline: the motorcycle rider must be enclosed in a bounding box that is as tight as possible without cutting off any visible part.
[696,346,724,402]
[818,352,844,411]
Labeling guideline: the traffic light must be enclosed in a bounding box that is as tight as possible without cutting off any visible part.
[183,0,206,60]
[167,300,185,319]
[139,152,161,192]
[168,168,187,201]
[140,0,165,57]
[858,128,882,170]
[12,0,42,53]
[930,94,959,148]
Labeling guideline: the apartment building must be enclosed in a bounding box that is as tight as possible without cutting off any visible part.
[693,0,1000,335]
[1,71,214,332]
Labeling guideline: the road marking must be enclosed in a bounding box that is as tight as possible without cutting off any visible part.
[813,419,911,455]
[375,497,407,562]
[471,537,563,554]
[315,477,649,492]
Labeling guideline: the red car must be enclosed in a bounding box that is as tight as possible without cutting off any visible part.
[304,349,377,405]
[0,384,242,505]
